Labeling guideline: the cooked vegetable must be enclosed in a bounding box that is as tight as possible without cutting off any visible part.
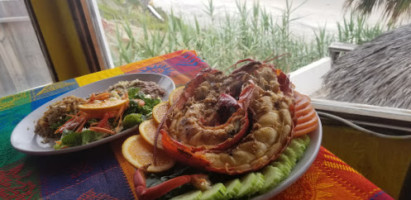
[60,132,82,148]
[54,130,107,149]
[81,130,107,144]
[123,113,143,129]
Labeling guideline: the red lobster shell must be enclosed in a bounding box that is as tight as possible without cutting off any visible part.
[156,59,299,175]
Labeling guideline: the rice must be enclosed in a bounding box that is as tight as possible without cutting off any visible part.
[34,96,86,139]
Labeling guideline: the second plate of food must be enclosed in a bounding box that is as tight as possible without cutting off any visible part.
[10,73,175,155]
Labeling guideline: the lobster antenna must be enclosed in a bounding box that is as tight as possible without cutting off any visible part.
[263,53,290,63]
[228,58,256,70]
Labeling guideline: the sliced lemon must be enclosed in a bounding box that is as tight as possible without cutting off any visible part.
[169,86,185,106]
[152,101,170,124]
[122,135,175,172]
[139,119,163,149]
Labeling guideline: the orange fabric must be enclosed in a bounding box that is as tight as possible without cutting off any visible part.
[119,50,196,73]
[273,147,390,200]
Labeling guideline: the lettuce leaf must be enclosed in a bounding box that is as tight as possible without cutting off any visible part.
[61,131,82,146]
[81,130,107,145]
[125,87,161,116]
[54,130,107,149]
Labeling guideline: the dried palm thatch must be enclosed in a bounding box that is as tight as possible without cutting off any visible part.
[323,24,411,109]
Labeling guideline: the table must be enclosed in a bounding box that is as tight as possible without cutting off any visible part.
[0,50,394,200]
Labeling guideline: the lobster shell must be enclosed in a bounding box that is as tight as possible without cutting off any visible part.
[156,60,310,175]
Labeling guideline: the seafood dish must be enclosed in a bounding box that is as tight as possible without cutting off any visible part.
[34,79,165,149]
[123,59,320,200]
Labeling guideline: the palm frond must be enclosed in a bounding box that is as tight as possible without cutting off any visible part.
[345,0,411,24]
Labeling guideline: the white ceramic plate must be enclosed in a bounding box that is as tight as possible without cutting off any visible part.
[10,73,175,155]
[254,116,322,199]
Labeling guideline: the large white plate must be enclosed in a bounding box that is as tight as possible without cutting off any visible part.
[10,73,175,156]
[254,116,322,199]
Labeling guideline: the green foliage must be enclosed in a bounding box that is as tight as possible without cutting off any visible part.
[100,0,389,72]
[345,0,411,24]
[336,14,391,44]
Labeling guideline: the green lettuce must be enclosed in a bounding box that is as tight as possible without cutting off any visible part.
[54,130,107,149]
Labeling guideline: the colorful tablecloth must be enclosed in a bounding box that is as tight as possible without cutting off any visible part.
[0,50,393,200]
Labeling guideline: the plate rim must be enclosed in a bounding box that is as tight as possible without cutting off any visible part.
[10,73,175,156]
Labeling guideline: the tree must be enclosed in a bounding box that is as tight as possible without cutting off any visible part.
[345,0,411,24]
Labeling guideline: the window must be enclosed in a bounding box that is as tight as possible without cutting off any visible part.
[0,0,53,97]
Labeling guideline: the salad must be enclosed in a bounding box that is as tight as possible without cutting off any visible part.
[34,79,164,149]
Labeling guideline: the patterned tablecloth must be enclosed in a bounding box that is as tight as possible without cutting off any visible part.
[0,50,393,200]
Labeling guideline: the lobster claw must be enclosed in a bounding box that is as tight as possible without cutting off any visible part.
[133,168,209,200]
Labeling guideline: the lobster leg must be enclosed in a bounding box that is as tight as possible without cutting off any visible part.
[133,168,209,200]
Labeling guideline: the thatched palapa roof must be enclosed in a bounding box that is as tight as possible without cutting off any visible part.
[323,24,411,109]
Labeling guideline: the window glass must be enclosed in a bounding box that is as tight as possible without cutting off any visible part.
[0,0,53,97]
[95,0,396,69]
[96,0,410,111]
